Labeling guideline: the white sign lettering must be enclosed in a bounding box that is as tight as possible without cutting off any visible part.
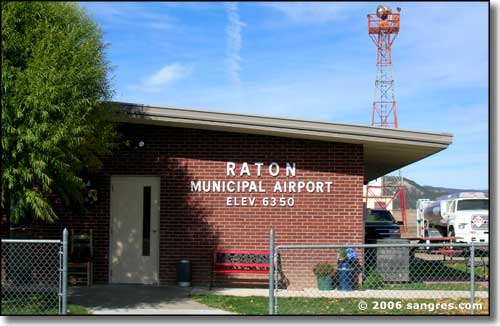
[191,162,333,207]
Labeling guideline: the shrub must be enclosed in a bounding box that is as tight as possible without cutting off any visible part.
[362,269,384,289]
[338,248,348,262]
[313,262,335,277]
[338,248,357,262]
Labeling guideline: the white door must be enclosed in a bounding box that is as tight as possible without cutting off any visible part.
[110,176,160,284]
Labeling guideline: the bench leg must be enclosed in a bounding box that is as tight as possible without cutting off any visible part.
[209,271,214,290]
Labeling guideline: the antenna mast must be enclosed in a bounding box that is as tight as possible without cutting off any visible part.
[368,5,401,128]
[365,5,407,232]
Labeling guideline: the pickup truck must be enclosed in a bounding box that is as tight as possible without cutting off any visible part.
[364,208,402,244]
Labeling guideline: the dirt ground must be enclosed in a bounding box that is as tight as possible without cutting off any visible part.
[401,209,417,238]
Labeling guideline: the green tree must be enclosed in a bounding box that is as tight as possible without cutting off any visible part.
[2,2,117,222]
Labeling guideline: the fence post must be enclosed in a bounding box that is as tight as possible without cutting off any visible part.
[469,243,475,315]
[62,228,68,315]
[269,228,275,315]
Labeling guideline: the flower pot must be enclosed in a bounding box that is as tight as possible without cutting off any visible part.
[316,275,333,291]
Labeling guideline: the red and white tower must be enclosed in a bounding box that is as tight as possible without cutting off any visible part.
[365,6,407,231]
[368,5,400,128]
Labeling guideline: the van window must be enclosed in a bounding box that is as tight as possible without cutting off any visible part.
[457,199,488,211]
[365,210,395,224]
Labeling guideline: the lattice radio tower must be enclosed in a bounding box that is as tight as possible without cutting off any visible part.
[366,5,407,231]
[368,5,400,128]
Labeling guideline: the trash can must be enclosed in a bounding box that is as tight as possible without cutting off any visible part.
[176,259,191,287]
[376,239,410,282]
[337,261,354,291]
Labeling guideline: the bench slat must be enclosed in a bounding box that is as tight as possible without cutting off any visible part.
[215,262,269,268]
[213,270,269,274]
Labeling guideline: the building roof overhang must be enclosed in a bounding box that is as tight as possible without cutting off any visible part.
[112,102,453,184]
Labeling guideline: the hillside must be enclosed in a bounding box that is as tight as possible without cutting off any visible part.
[382,176,488,209]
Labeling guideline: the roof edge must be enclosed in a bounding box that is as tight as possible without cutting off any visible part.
[112,101,453,148]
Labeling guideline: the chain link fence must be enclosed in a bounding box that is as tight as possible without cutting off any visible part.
[269,235,488,315]
[1,229,68,315]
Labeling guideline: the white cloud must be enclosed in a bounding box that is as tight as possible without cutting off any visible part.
[146,63,191,86]
[225,3,245,84]
[134,63,192,93]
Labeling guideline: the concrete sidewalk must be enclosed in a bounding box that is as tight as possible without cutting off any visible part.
[69,284,234,315]
[191,286,489,299]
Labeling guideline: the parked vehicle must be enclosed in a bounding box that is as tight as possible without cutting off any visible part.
[416,192,489,244]
[364,208,402,244]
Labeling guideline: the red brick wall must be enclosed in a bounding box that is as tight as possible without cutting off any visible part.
[14,123,364,288]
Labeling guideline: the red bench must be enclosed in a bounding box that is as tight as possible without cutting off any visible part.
[210,250,269,289]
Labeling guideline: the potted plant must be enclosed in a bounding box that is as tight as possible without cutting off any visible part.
[313,262,335,291]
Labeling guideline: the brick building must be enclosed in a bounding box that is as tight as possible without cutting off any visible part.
[2,102,452,288]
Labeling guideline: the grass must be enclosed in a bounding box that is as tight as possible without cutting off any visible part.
[192,295,489,315]
[363,282,487,291]
[447,262,489,280]
[2,302,91,315]
[66,304,92,315]
[1,294,91,315]
[358,256,489,291]
[360,269,487,291]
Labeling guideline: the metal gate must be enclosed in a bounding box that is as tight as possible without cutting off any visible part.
[268,229,489,315]
[1,229,68,315]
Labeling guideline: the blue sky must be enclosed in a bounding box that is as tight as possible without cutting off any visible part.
[81,2,489,189]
